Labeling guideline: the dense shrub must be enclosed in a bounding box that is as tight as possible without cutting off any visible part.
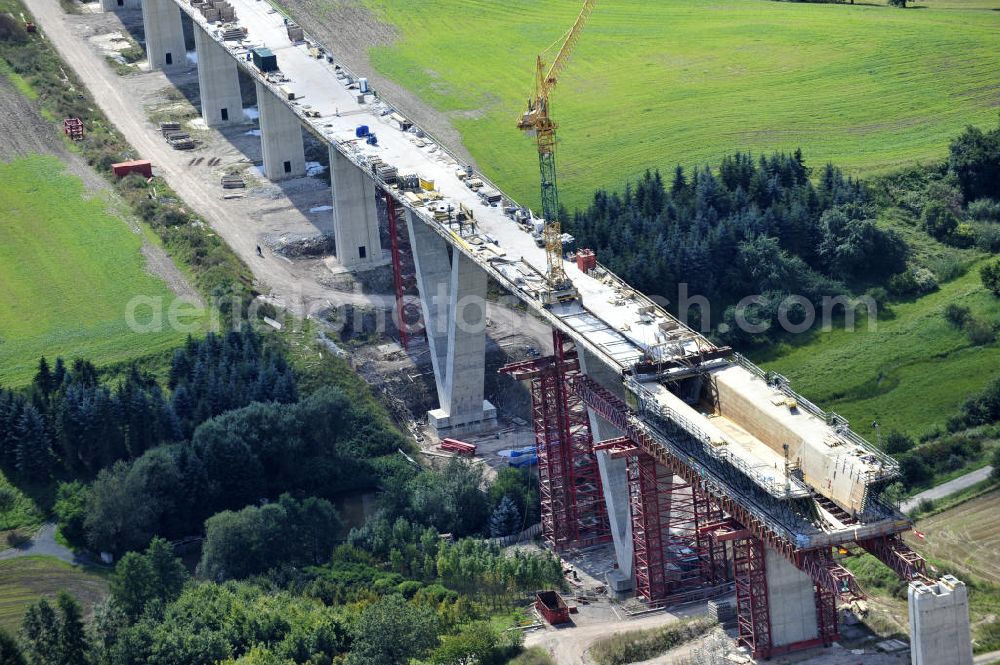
[198,495,342,581]
[968,198,1000,223]
[982,258,1000,297]
[944,304,972,328]
[949,123,1000,203]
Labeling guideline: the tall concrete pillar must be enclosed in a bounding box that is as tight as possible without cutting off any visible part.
[330,147,382,268]
[909,576,973,665]
[407,211,496,436]
[255,81,305,180]
[579,349,633,594]
[194,28,242,126]
[141,0,186,71]
[765,547,820,649]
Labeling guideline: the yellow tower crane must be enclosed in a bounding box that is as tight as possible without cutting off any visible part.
[518,0,596,306]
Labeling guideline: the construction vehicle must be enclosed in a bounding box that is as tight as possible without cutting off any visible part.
[518,0,596,306]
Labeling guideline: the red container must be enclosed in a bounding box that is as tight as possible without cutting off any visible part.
[576,248,597,273]
[536,591,571,625]
[439,438,477,455]
[112,160,153,179]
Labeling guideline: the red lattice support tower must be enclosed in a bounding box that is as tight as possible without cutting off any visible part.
[554,331,610,547]
[813,583,839,647]
[383,190,422,348]
[629,449,667,601]
[733,534,772,659]
[500,331,610,551]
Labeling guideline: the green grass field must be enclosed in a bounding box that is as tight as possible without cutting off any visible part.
[0,155,187,387]
[357,0,1000,212]
[754,263,1000,438]
[0,556,108,635]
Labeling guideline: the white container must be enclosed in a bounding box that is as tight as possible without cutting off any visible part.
[358,77,369,93]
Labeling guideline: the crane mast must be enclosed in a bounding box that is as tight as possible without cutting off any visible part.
[518,0,596,306]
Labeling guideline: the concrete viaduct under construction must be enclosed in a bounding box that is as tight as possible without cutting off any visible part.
[100,0,972,661]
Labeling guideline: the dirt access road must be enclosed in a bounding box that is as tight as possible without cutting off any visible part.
[524,607,706,665]
[29,0,379,319]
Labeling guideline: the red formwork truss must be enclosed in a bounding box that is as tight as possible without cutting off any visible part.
[382,189,423,348]
[859,534,928,582]
[500,331,610,551]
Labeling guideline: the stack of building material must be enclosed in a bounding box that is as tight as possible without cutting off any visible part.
[191,0,235,22]
[397,174,420,192]
[367,157,397,184]
[576,248,597,273]
[707,600,737,629]
[220,24,246,41]
[221,174,245,189]
[285,22,304,42]
[162,127,195,150]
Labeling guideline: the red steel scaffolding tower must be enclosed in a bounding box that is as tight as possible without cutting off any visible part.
[501,330,610,551]
[382,190,423,349]
[596,439,730,604]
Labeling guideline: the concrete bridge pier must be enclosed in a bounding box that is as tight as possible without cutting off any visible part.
[330,147,381,268]
[255,81,306,180]
[579,348,635,595]
[765,548,822,650]
[194,28,242,126]
[141,0,186,71]
[407,210,496,436]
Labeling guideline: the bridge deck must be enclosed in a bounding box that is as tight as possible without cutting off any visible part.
[170,0,906,547]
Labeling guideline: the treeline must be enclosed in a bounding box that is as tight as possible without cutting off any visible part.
[568,152,907,345]
[58,387,404,555]
[0,331,295,482]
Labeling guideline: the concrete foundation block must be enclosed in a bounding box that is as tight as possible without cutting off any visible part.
[428,401,497,437]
